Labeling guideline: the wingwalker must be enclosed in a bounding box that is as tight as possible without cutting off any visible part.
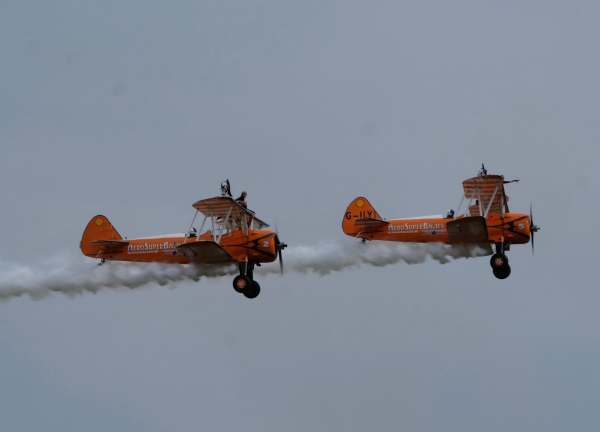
[342,165,540,279]
[80,180,287,299]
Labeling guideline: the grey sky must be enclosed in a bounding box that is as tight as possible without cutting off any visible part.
[1,0,599,430]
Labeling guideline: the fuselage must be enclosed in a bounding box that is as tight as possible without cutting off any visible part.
[363,212,532,245]
[83,228,279,264]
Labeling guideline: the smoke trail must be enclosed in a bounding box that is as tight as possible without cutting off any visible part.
[261,240,490,275]
[0,255,235,301]
[0,241,489,300]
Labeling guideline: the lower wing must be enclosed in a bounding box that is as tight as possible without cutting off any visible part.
[176,241,234,263]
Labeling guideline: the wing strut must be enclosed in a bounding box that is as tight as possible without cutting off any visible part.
[483,185,499,217]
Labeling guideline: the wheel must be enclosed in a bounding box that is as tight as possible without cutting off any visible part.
[233,275,250,293]
[490,253,509,269]
[493,264,511,280]
[243,281,261,299]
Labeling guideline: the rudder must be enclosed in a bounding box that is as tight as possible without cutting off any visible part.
[341,196,383,237]
[80,215,123,257]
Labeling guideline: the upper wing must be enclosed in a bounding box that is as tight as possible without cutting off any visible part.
[462,174,508,216]
[192,196,269,229]
[176,240,235,263]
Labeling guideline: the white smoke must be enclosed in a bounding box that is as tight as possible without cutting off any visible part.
[261,240,490,275]
[0,255,236,301]
[0,241,489,300]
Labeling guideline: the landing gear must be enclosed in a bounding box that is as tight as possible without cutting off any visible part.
[490,243,511,279]
[243,281,261,299]
[232,275,250,293]
[490,253,508,269]
[492,264,511,279]
[232,262,261,299]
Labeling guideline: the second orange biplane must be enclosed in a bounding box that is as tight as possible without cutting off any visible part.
[342,165,540,279]
[80,181,286,299]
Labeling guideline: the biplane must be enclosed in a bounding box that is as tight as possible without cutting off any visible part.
[342,165,540,279]
[80,181,287,298]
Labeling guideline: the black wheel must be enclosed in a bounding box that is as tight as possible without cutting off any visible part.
[493,264,511,280]
[233,275,250,293]
[243,281,261,299]
[490,253,509,269]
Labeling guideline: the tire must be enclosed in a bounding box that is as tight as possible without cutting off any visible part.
[493,264,511,280]
[243,281,261,299]
[233,275,250,293]
[490,253,509,269]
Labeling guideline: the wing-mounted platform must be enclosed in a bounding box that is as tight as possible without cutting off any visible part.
[447,216,489,243]
[176,240,234,263]
[192,196,269,241]
[463,172,509,217]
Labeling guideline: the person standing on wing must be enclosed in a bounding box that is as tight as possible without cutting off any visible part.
[236,191,248,208]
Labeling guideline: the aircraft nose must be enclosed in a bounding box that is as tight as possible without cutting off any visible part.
[529,204,540,234]
[529,203,540,254]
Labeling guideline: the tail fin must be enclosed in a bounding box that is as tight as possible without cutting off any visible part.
[80,215,124,257]
[342,196,384,237]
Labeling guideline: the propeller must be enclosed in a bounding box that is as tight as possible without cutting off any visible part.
[275,235,287,274]
[529,202,540,255]
[273,222,287,274]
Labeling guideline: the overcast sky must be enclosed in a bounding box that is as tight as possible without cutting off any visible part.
[1,1,599,430]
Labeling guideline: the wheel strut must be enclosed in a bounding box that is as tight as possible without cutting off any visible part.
[233,262,260,298]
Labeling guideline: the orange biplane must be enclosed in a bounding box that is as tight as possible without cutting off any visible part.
[80,181,286,298]
[342,165,540,279]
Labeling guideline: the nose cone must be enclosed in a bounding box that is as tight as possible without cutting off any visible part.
[529,214,540,237]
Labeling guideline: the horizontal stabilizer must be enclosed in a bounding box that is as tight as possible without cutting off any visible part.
[90,239,129,253]
[356,217,388,226]
[355,218,389,233]
[91,240,129,245]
